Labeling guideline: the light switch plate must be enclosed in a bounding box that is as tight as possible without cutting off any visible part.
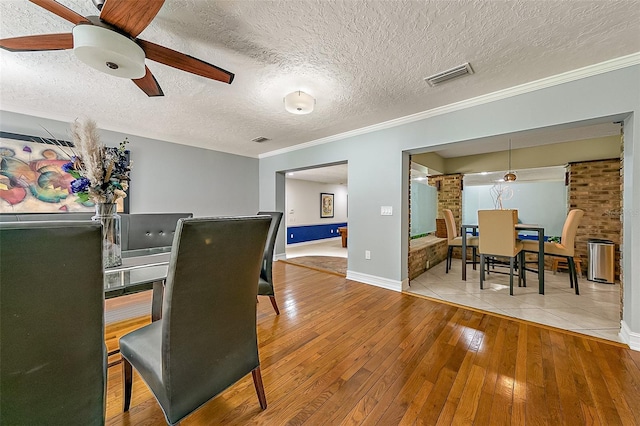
[381,206,393,216]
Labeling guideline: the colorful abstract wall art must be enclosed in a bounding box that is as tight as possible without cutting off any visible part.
[0,135,94,213]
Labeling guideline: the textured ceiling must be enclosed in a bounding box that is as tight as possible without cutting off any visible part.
[1,0,639,158]
[287,164,348,185]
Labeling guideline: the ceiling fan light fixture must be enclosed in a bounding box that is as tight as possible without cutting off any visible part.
[284,91,315,114]
[72,24,145,79]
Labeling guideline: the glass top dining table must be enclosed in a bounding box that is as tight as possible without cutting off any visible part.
[104,247,171,298]
[104,247,171,323]
[460,224,546,294]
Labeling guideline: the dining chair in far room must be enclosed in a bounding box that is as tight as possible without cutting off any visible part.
[257,211,284,315]
[478,209,525,296]
[443,209,478,273]
[522,209,584,295]
[0,221,106,425]
[119,216,271,425]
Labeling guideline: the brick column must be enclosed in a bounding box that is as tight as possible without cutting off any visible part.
[568,158,622,281]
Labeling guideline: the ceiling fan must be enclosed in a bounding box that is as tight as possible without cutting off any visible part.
[0,0,234,97]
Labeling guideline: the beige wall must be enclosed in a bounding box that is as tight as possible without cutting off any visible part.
[413,135,620,174]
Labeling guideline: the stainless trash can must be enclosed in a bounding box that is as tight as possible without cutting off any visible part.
[587,239,615,284]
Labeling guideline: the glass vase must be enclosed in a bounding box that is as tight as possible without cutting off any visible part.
[92,202,122,268]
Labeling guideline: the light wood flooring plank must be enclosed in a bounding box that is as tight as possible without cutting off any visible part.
[104,261,640,425]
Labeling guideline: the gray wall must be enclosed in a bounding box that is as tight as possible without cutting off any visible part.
[0,111,259,217]
[259,65,640,345]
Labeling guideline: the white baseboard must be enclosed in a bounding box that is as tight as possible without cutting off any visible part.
[620,321,640,351]
[346,271,402,292]
[401,278,410,291]
[274,253,287,261]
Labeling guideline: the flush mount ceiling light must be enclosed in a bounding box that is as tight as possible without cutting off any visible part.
[72,24,146,79]
[504,140,517,182]
[284,91,315,114]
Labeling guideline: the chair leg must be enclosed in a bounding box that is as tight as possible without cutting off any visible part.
[123,357,133,412]
[521,252,527,287]
[446,246,452,273]
[569,257,579,295]
[472,247,477,270]
[567,257,575,289]
[269,295,280,315]
[509,256,515,296]
[252,366,268,409]
[480,254,485,289]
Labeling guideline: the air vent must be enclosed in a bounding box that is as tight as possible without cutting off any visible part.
[251,136,270,143]
[424,63,474,87]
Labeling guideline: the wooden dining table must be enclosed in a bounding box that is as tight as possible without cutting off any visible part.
[460,223,546,294]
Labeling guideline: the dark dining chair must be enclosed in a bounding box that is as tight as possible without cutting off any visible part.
[0,221,106,425]
[257,211,283,315]
[522,209,584,294]
[119,216,271,425]
[478,209,525,295]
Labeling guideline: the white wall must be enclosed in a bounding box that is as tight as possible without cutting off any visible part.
[259,63,640,347]
[0,111,259,217]
[285,179,348,226]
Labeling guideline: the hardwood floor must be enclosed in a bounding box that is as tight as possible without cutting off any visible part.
[105,262,640,425]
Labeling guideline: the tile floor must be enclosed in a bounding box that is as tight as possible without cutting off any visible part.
[409,259,623,343]
[284,239,622,343]
[286,238,348,258]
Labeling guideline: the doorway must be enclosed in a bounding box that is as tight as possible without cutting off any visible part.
[406,121,624,342]
[282,163,348,276]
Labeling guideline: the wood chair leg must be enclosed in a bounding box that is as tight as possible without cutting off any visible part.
[123,357,133,412]
[575,259,582,277]
[269,295,280,315]
[252,366,268,409]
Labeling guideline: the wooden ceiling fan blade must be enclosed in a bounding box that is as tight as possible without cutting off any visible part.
[0,33,73,52]
[29,0,90,25]
[100,0,165,38]
[138,39,234,84]
[133,66,164,97]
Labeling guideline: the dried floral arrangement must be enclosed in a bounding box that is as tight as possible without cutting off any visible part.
[60,119,131,205]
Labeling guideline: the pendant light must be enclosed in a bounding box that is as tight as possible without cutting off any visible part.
[504,139,517,182]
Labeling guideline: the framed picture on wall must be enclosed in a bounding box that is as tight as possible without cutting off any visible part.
[320,192,334,218]
[0,131,130,213]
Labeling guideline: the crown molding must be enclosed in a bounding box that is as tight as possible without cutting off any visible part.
[260,52,640,159]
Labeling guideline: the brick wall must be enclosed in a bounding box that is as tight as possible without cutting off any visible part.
[568,158,622,281]
[428,174,463,225]
[427,174,470,260]
[409,238,448,280]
